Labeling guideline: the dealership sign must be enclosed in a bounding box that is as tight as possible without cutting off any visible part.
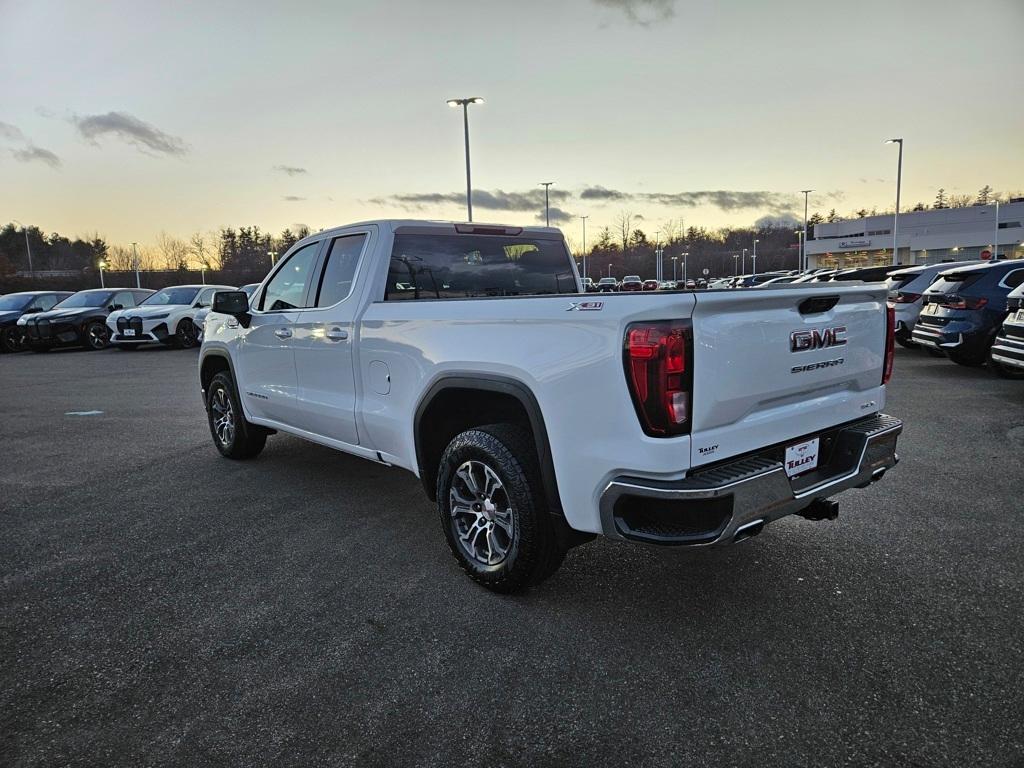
[839,240,870,248]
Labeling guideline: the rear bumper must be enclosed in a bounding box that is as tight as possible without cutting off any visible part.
[991,325,1024,370]
[598,413,902,546]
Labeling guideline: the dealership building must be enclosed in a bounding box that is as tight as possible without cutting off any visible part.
[804,199,1024,269]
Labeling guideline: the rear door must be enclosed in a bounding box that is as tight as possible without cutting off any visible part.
[688,286,888,467]
[291,230,373,444]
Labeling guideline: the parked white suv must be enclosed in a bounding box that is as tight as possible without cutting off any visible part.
[199,220,902,592]
[108,284,234,350]
[991,282,1024,376]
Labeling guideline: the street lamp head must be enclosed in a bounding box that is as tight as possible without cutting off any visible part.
[885,138,903,145]
[447,97,484,107]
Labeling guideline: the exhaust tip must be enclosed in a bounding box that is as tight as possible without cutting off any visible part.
[733,518,765,543]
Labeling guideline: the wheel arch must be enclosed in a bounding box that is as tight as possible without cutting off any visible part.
[414,373,563,518]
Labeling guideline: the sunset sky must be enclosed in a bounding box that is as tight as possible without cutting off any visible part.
[2,0,1022,248]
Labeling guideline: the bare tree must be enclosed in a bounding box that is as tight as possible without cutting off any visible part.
[948,194,972,208]
[156,232,190,270]
[615,210,635,254]
[106,245,135,271]
[190,231,220,270]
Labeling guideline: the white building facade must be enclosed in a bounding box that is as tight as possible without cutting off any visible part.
[804,199,1024,269]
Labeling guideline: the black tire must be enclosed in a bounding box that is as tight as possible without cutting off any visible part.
[83,321,110,350]
[947,348,986,367]
[0,326,26,353]
[895,336,918,349]
[436,424,565,593]
[173,318,199,349]
[206,371,267,459]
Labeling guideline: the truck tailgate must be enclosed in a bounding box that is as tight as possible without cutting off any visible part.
[688,285,888,467]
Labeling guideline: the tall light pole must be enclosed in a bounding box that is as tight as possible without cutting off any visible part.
[795,230,803,270]
[742,248,747,274]
[447,97,484,222]
[885,138,903,266]
[11,219,33,276]
[993,200,1000,260]
[268,250,278,267]
[752,239,759,275]
[681,251,689,283]
[130,242,141,288]
[540,182,554,227]
[733,253,739,276]
[800,189,813,271]
[608,263,613,278]
[98,259,106,288]
[671,256,678,282]
[580,215,588,280]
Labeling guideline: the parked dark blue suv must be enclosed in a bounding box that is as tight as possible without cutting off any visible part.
[912,260,1024,368]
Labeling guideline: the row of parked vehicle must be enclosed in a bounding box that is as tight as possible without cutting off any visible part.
[0,284,259,354]
[582,276,708,292]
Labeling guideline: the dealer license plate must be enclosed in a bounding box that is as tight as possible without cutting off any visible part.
[785,437,820,478]
[123,329,136,337]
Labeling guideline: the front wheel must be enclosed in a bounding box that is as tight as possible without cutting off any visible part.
[83,321,110,350]
[174,318,199,349]
[437,424,565,593]
[206,371,267,459]
[0,326,26,353]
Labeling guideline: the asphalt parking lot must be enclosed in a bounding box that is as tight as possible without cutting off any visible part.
[2,346,1023,767]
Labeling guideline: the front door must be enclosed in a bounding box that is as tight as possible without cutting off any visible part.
[235,241,322,425]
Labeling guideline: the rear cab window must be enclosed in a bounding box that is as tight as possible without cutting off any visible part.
[927,271,983,295]
[385,230,576,300]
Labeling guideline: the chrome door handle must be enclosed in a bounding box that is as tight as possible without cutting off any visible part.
[274,328,292,340]
[325,327,349,342]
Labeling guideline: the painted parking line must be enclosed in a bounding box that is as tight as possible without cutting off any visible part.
[65,410,104,416]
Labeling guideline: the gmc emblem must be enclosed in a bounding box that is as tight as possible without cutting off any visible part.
[790,326,847,352]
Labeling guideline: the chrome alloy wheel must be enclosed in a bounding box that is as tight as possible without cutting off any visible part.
[210,385,235,447]
[87,323,109,349]
[449,460,515,566]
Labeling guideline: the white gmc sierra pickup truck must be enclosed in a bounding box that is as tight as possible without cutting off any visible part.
[199,220,902,592]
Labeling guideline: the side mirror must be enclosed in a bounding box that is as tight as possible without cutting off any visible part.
[213,290,251,327]
[109,304,124,312]
[23,307,41,314]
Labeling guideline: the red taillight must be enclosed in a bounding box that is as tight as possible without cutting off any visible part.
[893,291,922,304]
[624,322,692,436]
[940,295,988,310]
[882,305,895,385]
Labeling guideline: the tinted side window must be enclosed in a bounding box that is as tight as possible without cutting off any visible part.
[260,242,320,311]
[1003,269,1024,289]
[195,288,216,307]
[113,291,137,308]
[315,234,367,307]
[385,233,575,300]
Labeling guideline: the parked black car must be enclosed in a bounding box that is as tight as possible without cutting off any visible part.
[596,277,618,292]
[911,261,1024,368]
[20,288,154,352]
[0,291,73,352]
[829,265,899,282]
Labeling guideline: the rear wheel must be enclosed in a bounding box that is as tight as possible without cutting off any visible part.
[0,326,26,353]
[948,348,986,367]
[437,424,565,593]
[173,318,199,349]
[84,321,110,350]
[206,371,267,459]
